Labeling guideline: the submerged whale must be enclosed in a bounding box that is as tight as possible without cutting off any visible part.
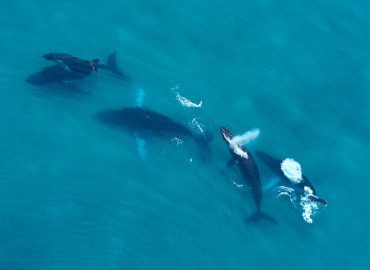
[220,126,276,224]
[96,106,212,158]
[255,151,327,206]
[26,53,126,86]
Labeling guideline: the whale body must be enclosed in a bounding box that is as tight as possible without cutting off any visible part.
[220,126,276,224]
[255,151,327,206]
[96,106,212,158]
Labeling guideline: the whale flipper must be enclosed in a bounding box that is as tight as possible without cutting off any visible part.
[226,158,235,168]
[57,60,72,72]
[90,59,100,72]
[308,195,327,206]
[135,132,147,160]
[134,88,147,159]
[245,211,277,225]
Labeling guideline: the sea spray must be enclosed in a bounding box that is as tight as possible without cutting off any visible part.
[230,129,260,146]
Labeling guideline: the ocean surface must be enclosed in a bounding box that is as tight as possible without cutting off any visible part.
[1,0,369,269]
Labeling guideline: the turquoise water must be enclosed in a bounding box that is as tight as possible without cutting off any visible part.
[1,0,369,269]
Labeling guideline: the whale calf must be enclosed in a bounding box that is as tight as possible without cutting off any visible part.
[255,151,327,206]
[220,126,276,224]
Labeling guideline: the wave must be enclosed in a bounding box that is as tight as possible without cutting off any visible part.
[171,85,202,108]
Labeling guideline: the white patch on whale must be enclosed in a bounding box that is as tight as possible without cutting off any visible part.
[171,85,202,108]
[280,158,303,184]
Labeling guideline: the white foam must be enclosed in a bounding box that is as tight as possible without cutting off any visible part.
[275,185,321,224]
[171,85,202,108]
[300,187,318,223]
[281,158,303,184]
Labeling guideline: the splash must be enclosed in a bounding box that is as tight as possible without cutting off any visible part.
[275,185,320,224]
[171,85,202,108]
[300,187,319,224]
[280,158,303,184]
[230,129,260,146]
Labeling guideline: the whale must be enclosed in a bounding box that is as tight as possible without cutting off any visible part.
[255,151,327,206]
[220,126,276,224]
[42,53,100,72]
[96,106,212,158]
[26,53,126,86]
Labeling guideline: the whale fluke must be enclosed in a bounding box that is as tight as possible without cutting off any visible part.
[105,53,123,76]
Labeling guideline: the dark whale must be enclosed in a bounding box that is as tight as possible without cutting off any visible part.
[255,151,327,206]
[43,53,100,72]
[96,106,212,158]
[26,53,126,86]
[220,126,276,224]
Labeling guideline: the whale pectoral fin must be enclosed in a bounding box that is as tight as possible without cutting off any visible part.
[226,158,235,168]
[90,59,100,72]
[308,195,327,206]
[57,60,72,72]
[135,132,146,160]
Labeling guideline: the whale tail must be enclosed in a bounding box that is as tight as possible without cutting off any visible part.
[106,53,124,76]
[245,210,277,225]
[90,59,100,72]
